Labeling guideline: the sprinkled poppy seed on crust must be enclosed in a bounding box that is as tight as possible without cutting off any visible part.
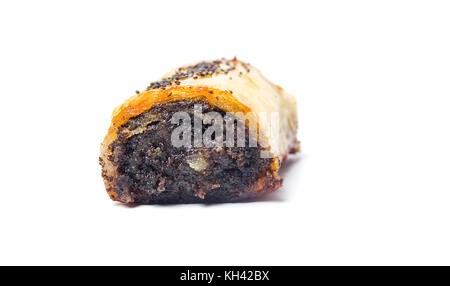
[145,58,251,91]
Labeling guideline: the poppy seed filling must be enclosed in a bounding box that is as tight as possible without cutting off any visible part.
[106,100,276,203]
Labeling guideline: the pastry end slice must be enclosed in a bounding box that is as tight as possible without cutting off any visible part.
[100,58,299,204]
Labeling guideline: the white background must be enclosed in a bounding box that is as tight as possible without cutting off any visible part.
[0,0,449,266]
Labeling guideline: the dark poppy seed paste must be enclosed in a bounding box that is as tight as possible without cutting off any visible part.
[103,100,280,204]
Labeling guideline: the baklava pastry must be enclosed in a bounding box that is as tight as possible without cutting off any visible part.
[99,58,299,204]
